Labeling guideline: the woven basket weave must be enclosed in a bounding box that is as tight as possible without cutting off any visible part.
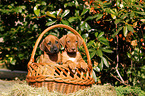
[26,24,94,94]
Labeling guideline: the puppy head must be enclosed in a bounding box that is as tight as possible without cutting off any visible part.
[60,33,83,53]
[39,35,60,54]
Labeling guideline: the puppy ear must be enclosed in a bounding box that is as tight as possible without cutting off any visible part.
[58,39,61,49]
[77,35,83,48]
[39,39,46,51]
[60,35,66,47]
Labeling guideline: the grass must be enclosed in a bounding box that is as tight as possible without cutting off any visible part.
[0,81,117,96]
[1,80,144,96]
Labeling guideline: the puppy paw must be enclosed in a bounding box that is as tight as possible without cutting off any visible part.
[66,60,77,70]
[78,61,88,70]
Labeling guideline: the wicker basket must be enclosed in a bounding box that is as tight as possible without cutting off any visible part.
[26,24,95,94]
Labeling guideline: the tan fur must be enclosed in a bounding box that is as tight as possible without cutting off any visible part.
[60,33,88,70]
[39,35,61,64]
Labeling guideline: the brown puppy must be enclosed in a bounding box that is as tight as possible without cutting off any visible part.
[39,35,61,64]
[60,33,88,70]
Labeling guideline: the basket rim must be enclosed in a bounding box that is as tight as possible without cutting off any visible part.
[28,24,92,68]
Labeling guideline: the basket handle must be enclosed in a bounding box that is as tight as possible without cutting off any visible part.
[28,24,92,68]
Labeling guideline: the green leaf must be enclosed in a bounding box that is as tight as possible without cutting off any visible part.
[46,11,56,18]
[57,9,63,17]
[112,27,123,37]
[61,10,70,18]
[46,20,57,26]
[34,9,40,16]
[82,33,89,38]
[96,49,103,57]
[68,17,78,22]
[18,54,24,60]
[86,14,101,21]
[8,5,12,9]
[75,0,79,8]
[61,20,70,26]
[15,6,22,13]
[85,22,91,31]
[99,59,103,70]
[95,32,98,37]
[41,1,46,5]
[105,8,112,14]
[111,14,116,19]
[89,49,95,52]
[81,9,88,16]
[90,51,96,58]
[130,12,134,18]
[34,5,40,16]
[101,56,109,67]
[102,49,113,53]
[88,40,94,46]
[75,10,79,16]
[110,9,115,14]
[127,24,134,32]
[98,37,108,41]
[140,19,145,23]
[96,14,103,21]
[96,42,101,48]
[116,0,120,7]
[114,19,121,24]
[92,70,97,82]
[94,67,100,72]
[80,21,91,31]
[134,5,142,9]
[80,21,85,31]
[125,19,129,23]
[11,59,16,65]
[98,37,109,45]
[97,32,104,38]
[127,52,131,58]
[120,13,128,19]
[123,26,128,37]
[136,12,145,15]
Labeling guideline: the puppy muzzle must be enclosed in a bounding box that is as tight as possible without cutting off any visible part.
[67,47,77,53]
[50,46,59,54]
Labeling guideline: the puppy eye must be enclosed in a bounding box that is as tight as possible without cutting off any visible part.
[76,41,78,43]
[55,41,58,44]
[67,41,70,43]
[47,41,51,45]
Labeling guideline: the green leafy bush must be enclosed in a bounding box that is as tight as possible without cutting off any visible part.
[115,86,145,96]
[90,0,145,88]
[0,0,112,73]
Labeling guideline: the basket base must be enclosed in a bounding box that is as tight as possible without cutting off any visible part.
[28,81,91,94]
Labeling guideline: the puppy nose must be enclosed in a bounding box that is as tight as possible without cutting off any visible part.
[72,47,75,50]
[54,47,57,51]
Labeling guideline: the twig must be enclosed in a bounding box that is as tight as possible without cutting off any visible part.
[110,73,128,85]
[115,66,125,83]
[115,24,125,84]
